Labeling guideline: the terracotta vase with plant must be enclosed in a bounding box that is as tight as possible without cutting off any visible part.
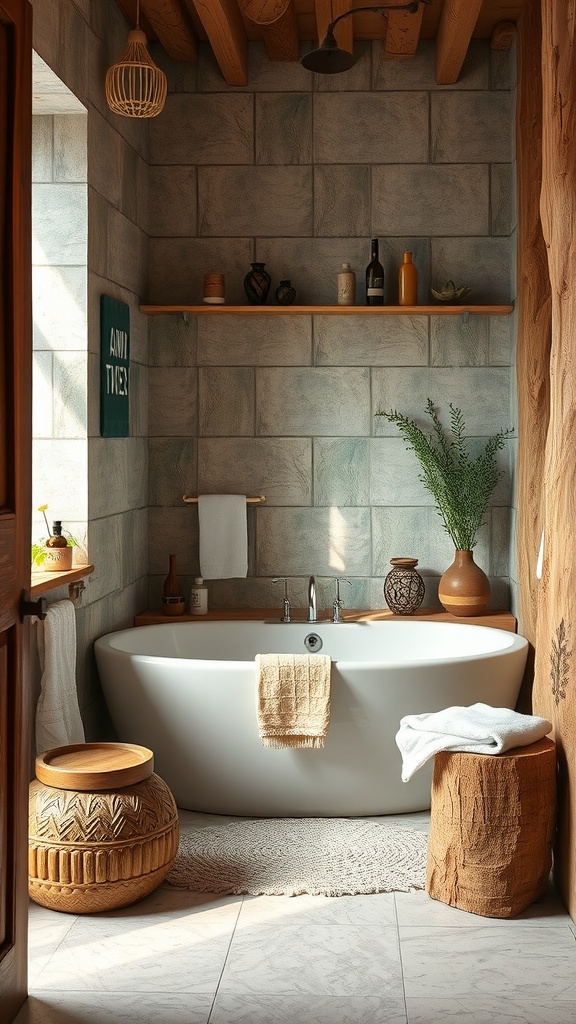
[376,400,512,616]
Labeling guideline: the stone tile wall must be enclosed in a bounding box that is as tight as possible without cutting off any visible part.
[147,39,516,616]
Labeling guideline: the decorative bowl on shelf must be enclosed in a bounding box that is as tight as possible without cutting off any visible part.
[431,281,471,304]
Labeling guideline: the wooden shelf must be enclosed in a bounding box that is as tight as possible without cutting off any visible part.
[140,304,514,317]
[134,607,517,631]
[30,564,94,597]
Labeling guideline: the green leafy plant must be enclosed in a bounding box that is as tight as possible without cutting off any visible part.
[31,504,78,567]
[376,399,512,551]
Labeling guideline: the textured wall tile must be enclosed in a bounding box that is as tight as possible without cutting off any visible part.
[256,507,371,576]
[129,360,147,439]
[149,438,197,507]
[198,315,312,366]
[314,165,370,238]
[199,40,313,92]
[314,93,428,164]
[33,439,87,521]
[257,367,370,436]
[372,506,435,576]
[372,165,489,237]
[88,109,123,209]
[149,94,254,165]
[313,42,371,92]
[89,438,148,518]
[148,238,254,304]
[106,207,145,296]
[151,40,198,93]
[490,49,511,90]
[372,39,490,91]
[149,314,198,367]
[372,366,512,437]
[490,506,511,576]
[32,183,87,265]
[431,237,512,304]
[148,366,197,437]
[314,315,428,366]
[314,438,370,506]
[431,93,512,163]
[33,266,87,350]
[491,164,513,236]
[256,94,312,165]
[53,352,87,437]
[87,190,108,280]
[148,166,197,238]
[430,315,490,367]
[120,508,148,587]
[32,115,53,182]
[33,352,53,437]
[85,515,123,603]
[198,437,312,505]
[198,367,255,436]
[256,238,367,305]
[54,113,87,182]
[370,438,431,506]
[148,506,198,575]
[198,166,313,237]
[489,315,515,366]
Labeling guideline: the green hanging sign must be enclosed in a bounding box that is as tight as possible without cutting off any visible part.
[100,294,130,437]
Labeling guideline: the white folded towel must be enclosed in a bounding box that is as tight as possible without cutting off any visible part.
[396,702,552,782]
[198,494,248,580]
[35,599,85,754]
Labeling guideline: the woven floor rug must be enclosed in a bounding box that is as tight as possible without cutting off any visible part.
[166,818,429,897]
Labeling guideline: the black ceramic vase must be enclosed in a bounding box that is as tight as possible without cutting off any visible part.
[244,262,271,304]
[275,279,296,305]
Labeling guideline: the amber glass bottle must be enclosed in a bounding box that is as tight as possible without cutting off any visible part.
[46,521,68,548]
[398,251,418,306]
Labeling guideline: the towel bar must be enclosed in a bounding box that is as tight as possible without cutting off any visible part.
[183,495,266,504]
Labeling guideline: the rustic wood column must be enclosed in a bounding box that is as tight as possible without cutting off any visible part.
[534,0,576,920]
[515,0,550,651]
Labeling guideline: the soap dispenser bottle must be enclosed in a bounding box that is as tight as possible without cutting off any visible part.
[190,576,208,615]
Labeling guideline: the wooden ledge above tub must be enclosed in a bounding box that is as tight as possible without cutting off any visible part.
[140,304,514,317]
[30,564,95,598]
[134,608,518,632]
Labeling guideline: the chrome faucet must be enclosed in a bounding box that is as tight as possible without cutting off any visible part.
[332,577,352,622]
[307,576,318,622]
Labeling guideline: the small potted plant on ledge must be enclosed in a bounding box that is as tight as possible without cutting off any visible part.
[376,400,512,616]
[32,505,75,572]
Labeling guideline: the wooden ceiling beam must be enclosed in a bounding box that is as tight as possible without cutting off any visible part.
[384,6,424,59]
[238,0,299,61]
[114,0,156,42]
[491,19,516,49]
[140,0,198,60]
[314,0,353,55]
[188,0,248,84]
[435,0,483,84]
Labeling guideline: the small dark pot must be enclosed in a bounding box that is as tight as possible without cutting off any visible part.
[275,279,296,305]
[244,262,271,304]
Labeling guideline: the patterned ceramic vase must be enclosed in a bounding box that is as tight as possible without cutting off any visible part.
[383,557,425,615]
[244,262,271,304]
[275,279,296,305]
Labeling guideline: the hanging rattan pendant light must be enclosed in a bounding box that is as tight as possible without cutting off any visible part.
[105,0,167,118]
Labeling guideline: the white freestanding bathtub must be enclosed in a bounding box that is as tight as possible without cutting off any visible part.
[94,619,528,817]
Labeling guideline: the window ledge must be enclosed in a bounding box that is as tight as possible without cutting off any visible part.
[30,564,95,598]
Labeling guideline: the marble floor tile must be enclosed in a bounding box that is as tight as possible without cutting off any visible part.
[237,891,397,929]
[218,923,404,996]
[395,880,570,928]
[405,996,576,1024]
[210,993,407,1024]
[27,903,78,985]
[15,992,213,1024]
[400,924,576,1001]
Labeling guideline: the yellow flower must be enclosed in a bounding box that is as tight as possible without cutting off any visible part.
[37,504,48,512]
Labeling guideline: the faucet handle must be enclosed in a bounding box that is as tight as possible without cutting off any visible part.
[332,578,352,622]
[272,577,291,622]
[334,577,352,603]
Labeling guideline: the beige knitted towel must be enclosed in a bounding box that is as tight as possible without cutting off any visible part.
[256,653,332,748]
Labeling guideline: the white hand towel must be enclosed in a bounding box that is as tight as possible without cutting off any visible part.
[396,702,552,782]
[198,494,248,580]
[35,599,85,754]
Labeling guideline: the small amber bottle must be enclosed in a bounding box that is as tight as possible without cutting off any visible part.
[398,251,418,306]
[46,521,68,548]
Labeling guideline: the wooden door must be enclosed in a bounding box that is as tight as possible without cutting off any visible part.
[0,1,32,1020]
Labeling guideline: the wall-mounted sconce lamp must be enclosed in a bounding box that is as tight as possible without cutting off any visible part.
[301,1,431,74]
[105,0,167,118]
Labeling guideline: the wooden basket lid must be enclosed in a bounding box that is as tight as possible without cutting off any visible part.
[35,742,154,791]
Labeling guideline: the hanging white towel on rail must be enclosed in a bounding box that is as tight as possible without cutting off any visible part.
[35,599,85,754]
[198,494,248,579]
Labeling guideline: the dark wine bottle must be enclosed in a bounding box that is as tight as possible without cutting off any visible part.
[365,238,384,305]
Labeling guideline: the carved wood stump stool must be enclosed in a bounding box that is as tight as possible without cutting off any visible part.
[29,742,179,914]
[426,737,557,918]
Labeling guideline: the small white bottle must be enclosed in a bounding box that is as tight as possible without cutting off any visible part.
[190,576,208,615]
[337,263,356,305]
